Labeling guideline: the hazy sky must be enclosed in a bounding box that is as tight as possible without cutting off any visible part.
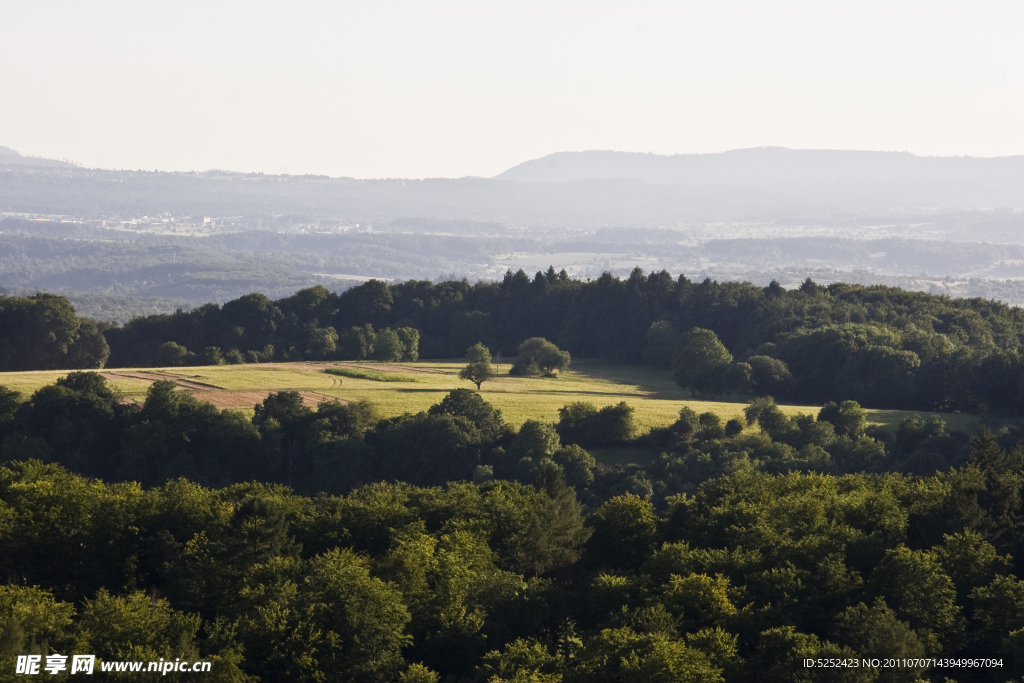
[2,1,1022,178]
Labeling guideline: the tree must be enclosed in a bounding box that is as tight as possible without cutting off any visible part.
[478,638,563,682]
[253,391,316,486]
[747,355,792,396]
[80,589,201,668]
[460,363,494,390]
[0,294,89,371]
[116,379,262,487]
[0,385,21,423]
[201,345,225,365]
[593,402,637,445]
[368,413,482,486]
[555,402,599,446]
[154,341,194,367]
[574,626,722,682]
[723,362,752,394]
[340,324,376,360]
[239,550,411,682]
[304,323,339,359]
[672,328,733,398]
[946,428,1024,551]
[642,321,680,366]
[510,338,570,377]
[817,400,867,440]
[970,575,1024,648]
[220,292,283,353]
[316,399,378,440]
[374,328,405,362]
[554,401,634,448]
[586,494,660,569]
[460,343,495,390]
[66,318,110,369]
[552,444,596,488]
[696,412,724,441]
[866,546,962,637]
[509,421,561,464]
[659,573,738,631]
[13,372,125,479]
[0,585,77,674]
[428,389,506,442]
[671,406,700,439]
[749,627,859,683]
[834,599,927,678]
[397,327,420,361]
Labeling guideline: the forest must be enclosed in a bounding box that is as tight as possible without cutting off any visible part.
[0,368,1022,681]
[4,271,1024,680]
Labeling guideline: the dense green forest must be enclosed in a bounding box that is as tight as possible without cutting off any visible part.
[1,371,1022,681]
[9,269,1024,413]
[6,271,1024,679]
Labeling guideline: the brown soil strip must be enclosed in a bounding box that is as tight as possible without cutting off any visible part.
[191,389,336,410]
[101,371,340,410]
[101,370,221,390]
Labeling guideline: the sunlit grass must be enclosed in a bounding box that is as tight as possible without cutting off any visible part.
[0,361,989,437]
[0,370,151,400]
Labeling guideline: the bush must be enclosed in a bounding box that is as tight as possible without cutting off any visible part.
[556,401,636,447]
[154,341,194,367]
[510,338,570,377]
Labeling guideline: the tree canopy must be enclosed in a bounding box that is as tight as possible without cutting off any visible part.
[510,338,570,377]
[672,328,733,398]
[0,372,1022,680]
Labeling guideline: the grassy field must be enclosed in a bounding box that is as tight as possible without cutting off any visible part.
[0,360,985,436]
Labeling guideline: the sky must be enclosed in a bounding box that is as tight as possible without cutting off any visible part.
[2,1,1023,178]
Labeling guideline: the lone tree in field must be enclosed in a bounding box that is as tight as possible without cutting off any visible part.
[459,343,494,390]
[510,337,571,377]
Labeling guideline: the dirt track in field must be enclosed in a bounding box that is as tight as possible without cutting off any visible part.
[101,370,338,409]
[101,370,221,391]
[191,389,334,409]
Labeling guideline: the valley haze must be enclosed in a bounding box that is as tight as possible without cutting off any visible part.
[2,144,1024,320]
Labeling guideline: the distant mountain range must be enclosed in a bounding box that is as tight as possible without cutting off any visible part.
[3,146,1023,226]
[5,145,1024,310]
[496,147,1024,186]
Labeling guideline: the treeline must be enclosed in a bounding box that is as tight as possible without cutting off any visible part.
[0,371,1004,509]
[0,293,110,370]
[0,285,193,325]
[1,375,1023,680]
[105,269,1024,413]
[0,373,599,497]
[8,268,1024,413]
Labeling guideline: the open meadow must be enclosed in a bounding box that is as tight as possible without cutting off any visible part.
[0,360,984,436]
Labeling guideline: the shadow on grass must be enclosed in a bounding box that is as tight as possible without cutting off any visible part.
[867,409,982,434]
[393,387,461,393]
[501,388,666,399]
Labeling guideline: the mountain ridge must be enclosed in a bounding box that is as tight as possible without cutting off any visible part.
[0,145,77,168]
[495,147,1024,185]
